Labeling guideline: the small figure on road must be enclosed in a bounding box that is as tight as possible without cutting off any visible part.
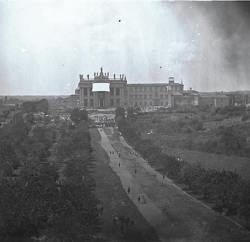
[134,169,137,174]
[162,174,165,185]
[127,186,130,194]
[119,162,120,167]
[118,152,121,157]
[138,195,141,203]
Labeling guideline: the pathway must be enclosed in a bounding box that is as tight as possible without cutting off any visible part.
[98,127,250,242]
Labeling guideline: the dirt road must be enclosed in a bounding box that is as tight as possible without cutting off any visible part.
[90,128,159,242]
[98,127,250,242]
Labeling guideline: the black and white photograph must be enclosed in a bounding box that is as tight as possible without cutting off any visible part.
[0,0,250,241]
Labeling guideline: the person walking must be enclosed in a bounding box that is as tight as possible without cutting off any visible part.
[127,186,130,194]
[162,174,165,185]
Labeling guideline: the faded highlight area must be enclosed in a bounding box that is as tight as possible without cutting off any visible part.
[0,1,250,95]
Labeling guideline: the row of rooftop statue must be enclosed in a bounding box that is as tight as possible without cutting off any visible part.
[79,67,127,81]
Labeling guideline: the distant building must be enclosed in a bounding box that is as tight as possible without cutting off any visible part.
[127,78,183,108]
[226,92,250,106]
[77,67,127,109]
[76,68,184,109]
[74,68,239,110]
[173,89,199,107]
[199,93,230,108]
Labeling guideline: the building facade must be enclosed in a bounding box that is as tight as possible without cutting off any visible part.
[76,68,184,109]
[199,94,230,108]
[77,68,127,109]
[75,68,233,109]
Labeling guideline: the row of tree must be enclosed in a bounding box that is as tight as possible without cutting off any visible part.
[0,106,102,241]
[115,107,250,229]
[22,99,49,114]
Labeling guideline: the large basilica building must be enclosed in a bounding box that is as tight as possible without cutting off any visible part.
[75,67,186,109]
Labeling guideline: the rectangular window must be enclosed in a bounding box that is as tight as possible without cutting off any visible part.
[110,87,114,96]
[90,88,93,96]
[90,99,94,107]
[139,94,142,99]
[144,101,147,106]
[84,99,88,107]
[116,88,120,96]
[110,99,114,106]
[84,88,88,96]
[150,101,152,106]
[149,87,152,91]
[144,95,147,99]
[149,94,152,99]
[116,99,120,105]
[160,94,163,99]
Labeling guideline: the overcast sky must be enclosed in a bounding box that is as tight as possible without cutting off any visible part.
[1,0,250,95]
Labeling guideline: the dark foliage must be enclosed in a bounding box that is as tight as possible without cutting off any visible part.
[22,99,49,114]
[0,109,102,241]
[70,108,88,123]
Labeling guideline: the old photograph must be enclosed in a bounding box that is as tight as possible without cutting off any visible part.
[0,0,250,241]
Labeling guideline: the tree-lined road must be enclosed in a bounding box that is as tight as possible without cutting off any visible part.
[98,127,250,242]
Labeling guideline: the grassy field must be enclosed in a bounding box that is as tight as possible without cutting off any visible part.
[136,111,250,180]
[162,145,250,180]
[90,128,159,242]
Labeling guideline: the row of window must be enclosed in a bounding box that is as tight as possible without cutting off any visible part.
[83,99,120,107]
[130,101,168,106]
[129,86,165,92]
[130,94,169,99]
[129,85,182,92]
[82,86,182,96]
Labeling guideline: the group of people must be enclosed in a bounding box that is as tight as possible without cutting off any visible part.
[129,150,139,157]
[109,150,121,157]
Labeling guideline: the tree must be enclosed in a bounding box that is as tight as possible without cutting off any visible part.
[219,127,247,155]
[115,107,125,120]
[70,108,88,123]
[22,99,48,114]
